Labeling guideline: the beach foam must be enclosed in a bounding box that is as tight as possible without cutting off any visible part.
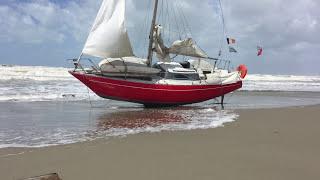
[0,65,100,102]
[1,65,320,102]
[243,74,320,92]
[0,106,238,148]
[0,65,74,81]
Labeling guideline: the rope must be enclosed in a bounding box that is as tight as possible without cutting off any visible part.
[81,71,93,108]
[86,86,93,108]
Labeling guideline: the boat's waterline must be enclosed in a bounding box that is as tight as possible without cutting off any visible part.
[1,65,320,102]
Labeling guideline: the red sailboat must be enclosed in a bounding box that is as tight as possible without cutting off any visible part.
[69,0,247,107]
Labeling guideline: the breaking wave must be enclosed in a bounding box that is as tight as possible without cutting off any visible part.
[243,74,320,92]
[1,65,320,102]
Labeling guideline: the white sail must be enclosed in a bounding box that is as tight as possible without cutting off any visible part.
[82,0,134,58]
[169,38,208,58]
[153,25,208,60]
[153,25,170,62]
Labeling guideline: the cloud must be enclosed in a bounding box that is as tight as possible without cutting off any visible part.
[0,0,319,74]
[219,0,320,73]
[0,0,99,44]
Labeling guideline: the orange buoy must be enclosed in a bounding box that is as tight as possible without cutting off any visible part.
[237,64,248,79]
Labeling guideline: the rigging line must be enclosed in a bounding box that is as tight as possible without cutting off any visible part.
[141,0,152,58]
[161,28,185,36]
[179,3,208,57]
[218,0,228,59]
[218,0,227,37]
[165,0,171,43]
[176,1,192,38]
[86,86,93,108]
[176,0,189,39]
[161,0,165,42]
[158,0,162,20]
[142,0,151,57]
[163,0,166,30]
[82,72,93,108]
[160,0,166,44]
[175,1,207,58]
[223,88,236,106]
[170,0,182,40]
[217,59,223,68]
[175,1,187,39]
[165,1,169,45]
[158,0,163,25]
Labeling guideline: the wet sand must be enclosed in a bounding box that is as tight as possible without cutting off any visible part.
[0,105,320,180]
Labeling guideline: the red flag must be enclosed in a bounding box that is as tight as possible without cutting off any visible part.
[257,46,263,56]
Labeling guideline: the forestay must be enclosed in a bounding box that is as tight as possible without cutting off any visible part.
[82,0,134,58]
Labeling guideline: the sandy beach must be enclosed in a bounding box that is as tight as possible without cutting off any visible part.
[0,105,319,180]
[1,0,320,178]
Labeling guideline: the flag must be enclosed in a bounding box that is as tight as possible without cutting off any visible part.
[257,46,263,56]
[227,37,236,44]
[229,46,237,53]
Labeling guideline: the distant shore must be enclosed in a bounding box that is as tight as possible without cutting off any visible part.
[1,105,319,180]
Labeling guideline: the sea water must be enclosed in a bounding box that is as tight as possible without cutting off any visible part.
[1,65,320,148]
[1,65,320,102]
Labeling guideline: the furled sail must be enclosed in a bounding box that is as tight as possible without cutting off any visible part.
[169,38,208,58]
[152,25,208,60]
[153,25,170,62]
[82,0,134,58]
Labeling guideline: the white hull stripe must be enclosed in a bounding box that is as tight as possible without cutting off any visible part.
[89,79,241,92]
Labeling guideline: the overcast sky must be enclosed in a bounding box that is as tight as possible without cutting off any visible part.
[0,0,319,75]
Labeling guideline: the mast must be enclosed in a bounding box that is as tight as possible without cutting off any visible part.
[146,0,159,67]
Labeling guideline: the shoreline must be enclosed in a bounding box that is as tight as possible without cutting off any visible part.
[1,104,320,179]
[0,103,319,151]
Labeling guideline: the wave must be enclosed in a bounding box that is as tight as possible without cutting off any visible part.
[0,65,74,81]
[242,74,320,92]
[0,65,319,102]
[0,108,238,148]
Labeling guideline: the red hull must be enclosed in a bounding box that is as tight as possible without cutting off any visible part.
[70,71,242,106]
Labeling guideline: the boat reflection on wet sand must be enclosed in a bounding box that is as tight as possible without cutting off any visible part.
[97,108,185,130]
[95,106,233,134]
